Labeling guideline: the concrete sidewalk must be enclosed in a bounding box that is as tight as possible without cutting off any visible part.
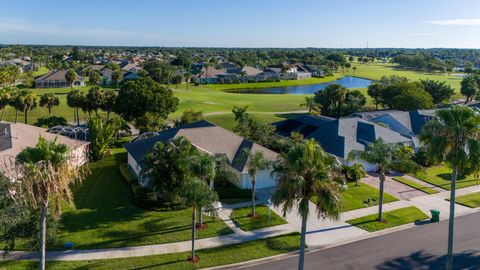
[3,182,480,262]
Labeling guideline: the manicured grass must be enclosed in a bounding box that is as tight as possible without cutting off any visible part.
[229,205,287,231]
[313,182,398,212]
[452,193,480,208]
[346,206,429,232]
[35,146,233,250]
[214,181,252,205]
[0,233,300,270]
[346,63,462,93]
[392,176,439,194]
[207,76,341,91]
[413,165,480,190]
[204,112,306,131]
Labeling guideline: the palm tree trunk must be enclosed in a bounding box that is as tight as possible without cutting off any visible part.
[191,206,196,261]
[107,111,110,120]
[1,106,6,121]
[39,201,48,270]
[14,109,18,123]
[251,178,256,217]
[187,82,189,91]
[446,167,458,270]
[298,207,308,270]
[48,107,51,115]
[76,108,80,126]
[198,207,203,228]
[24,109,28,124]
[73,108,76,125]
[378,173,385,221]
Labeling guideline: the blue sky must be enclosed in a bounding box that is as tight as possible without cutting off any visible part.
[1,0,480,48]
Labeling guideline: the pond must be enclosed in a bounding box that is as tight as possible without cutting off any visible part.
[227,76,372,94]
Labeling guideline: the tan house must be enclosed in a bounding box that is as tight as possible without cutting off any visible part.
[0,122,89,176]
[35,70,85,88]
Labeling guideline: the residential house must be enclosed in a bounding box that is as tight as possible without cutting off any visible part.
[0,122,89,177]
[35,70,85,88]
[273,115,412,172]
[124,120,278,189]
[123,71,140,81]
[352,109,437,147]
[226,66,264,82]
[192,67,225,84]
[100,68,114,86]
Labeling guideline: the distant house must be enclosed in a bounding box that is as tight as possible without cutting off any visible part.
[192,67,225,84]
[124,120,278,189]
[0,122,89,177]
[273,115,412,172]
[100,68,114,85]
[226,66,264,82]
[35,70,85,88]
[123,71,140,81]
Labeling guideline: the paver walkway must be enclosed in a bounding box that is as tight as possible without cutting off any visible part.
[3,181,480,262]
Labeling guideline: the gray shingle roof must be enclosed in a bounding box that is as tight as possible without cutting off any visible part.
[124,120,277,173]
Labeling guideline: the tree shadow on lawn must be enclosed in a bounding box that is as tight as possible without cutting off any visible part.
[375,250,480,270]
[437,173,468,181]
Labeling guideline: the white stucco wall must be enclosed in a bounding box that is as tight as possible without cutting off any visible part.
[241,169,277,189]
[344,158,378,172]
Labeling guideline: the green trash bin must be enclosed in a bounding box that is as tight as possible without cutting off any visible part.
[430,209,440,222]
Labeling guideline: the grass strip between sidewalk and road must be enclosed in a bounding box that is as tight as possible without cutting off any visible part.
[392,176,439,194]
[0,233,300,270]
[346,206,429,232]
[451,193,480,208]
[229,205,287,231]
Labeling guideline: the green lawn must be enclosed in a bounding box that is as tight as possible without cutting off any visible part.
[452,193,480,208]
[39,146,233,250]
[345,63,462,93]
[392,176,439,194]
[0,233,300,270]
[229,205,287,231]
[206,76,341,91]
[346,206,429,232]
[413,165,480,190]
[313,182,398,212]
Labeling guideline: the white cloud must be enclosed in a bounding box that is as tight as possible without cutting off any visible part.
[424,19,480,26]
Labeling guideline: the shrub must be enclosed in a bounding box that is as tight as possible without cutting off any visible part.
[34,116,67,128]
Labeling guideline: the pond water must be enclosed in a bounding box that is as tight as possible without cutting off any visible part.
[227,76,372,94]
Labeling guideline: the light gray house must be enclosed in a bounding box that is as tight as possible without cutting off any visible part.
[273,115,413,172]
[124,121,278,189]
[35,70,85,88]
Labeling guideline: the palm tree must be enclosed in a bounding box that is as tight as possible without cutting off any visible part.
[180,178,218,263]
[65,69,77,90]
[348,138,418,221]
[420,105,480,270]
[190,152,216,228]
[67,89,83,126]
[99,89,117,120]
[301,97,317,114]
[111,70,122,89]
[0,88,11,121]
[348,163,366,187]
[16,137,86,270]
[272,139,341,270]
[39,93,60,115]
[247,151,271,217]
[22,91,37,124]
[184,72,192,91]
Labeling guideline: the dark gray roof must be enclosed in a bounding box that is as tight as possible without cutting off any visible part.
[273,115,412,159]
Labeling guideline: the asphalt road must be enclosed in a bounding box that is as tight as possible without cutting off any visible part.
[236,212,480,270]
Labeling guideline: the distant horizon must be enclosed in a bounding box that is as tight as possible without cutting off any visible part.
[2,43,480,50]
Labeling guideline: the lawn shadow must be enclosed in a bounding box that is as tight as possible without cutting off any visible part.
[375,250,480,270]
[437,173,466,181]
